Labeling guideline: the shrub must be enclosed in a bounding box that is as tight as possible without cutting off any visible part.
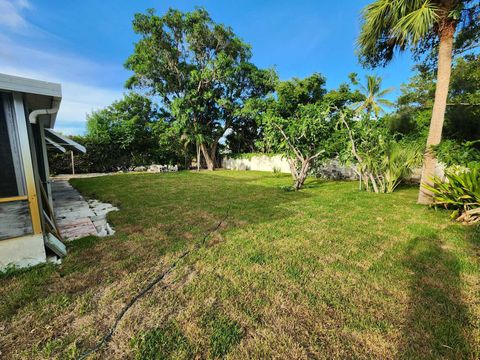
[433,139,480,168]
[357,141,423,193]
[340,113,422,193]
[424,165,480,225]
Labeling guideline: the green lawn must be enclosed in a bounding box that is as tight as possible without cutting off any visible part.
[1,171,479,359]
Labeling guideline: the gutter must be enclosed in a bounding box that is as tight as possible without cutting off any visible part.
[28,98,60,125]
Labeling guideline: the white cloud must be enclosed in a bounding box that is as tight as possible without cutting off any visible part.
[0,34,125,135]
[0,64,123,135]
[0,0,31,31]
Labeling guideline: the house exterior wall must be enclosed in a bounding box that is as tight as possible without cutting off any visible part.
[0,92,45,270]
[0,234,46,269]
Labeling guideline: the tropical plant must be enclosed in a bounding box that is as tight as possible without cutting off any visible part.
[357,0,480,204]
[340,112,422,193]
[397,54,480,143]
[424,165,480,224]
[350,74,393,118]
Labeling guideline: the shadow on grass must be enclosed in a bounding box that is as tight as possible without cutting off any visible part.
[402,235,473,359]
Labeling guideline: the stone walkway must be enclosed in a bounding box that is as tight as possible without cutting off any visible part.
[52,179,118,240]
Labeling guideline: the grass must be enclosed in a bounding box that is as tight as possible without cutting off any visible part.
[0,170,478,359]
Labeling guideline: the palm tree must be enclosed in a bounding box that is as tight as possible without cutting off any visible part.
[352,74,394,119]
[357,0,479,204]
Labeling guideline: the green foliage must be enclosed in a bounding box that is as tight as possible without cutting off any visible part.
[396,55,480,143]
[263,101,342,189]
[125,7,276,168]
[350,74,394,118]
[341,114,422,193]
[264,103,339,161]
[357,0,479,67]
[131,321,195,360]
[323,81,365,109]
[260,74,354,189]
[377,142,423,193]
[274,73,327,118]
[48,93,190,174]
[383,110,418,136]
[359,141,423,193]
[434,140,480,168]
[424,165,480,224]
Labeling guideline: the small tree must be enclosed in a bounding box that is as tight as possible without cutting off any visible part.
[86,93,159,168]
[264,103,339,190]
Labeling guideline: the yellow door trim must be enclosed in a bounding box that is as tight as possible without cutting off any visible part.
[12,93,43,235]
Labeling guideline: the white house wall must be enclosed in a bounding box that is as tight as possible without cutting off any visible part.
[0,234,46,269]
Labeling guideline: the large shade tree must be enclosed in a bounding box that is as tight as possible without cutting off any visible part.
[125,8,275,170]
[357,0,480,204]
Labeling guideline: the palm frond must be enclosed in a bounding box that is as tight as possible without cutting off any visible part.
[391,0,440,45]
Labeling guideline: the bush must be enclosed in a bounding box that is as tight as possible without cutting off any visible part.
[424,165,480,225]
[48,134,191,175]
[356,140,422,193]
[433,140,480,168]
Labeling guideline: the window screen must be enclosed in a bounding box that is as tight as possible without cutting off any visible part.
[0,93,26,198]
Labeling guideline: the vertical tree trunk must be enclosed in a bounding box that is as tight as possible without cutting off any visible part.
[200,143,215,170]
[210,141,218,169]
[417,23,456,205]
[196,142,201,171]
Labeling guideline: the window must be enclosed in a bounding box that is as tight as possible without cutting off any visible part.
[0,93,26,198]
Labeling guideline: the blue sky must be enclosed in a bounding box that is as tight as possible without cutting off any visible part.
[0,0,415,135]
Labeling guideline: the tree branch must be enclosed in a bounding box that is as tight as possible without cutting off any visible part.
[308,149,326,161]
[340,113,363,164]
[273,123,304,162]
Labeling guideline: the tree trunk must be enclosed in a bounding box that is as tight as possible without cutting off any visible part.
[196,142,201,171]
[293,160,310,190]
[288,159,298,181]
[200,143,215,170]
[417,22,456,205]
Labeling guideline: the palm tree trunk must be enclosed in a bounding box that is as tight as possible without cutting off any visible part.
[417,22,456,205]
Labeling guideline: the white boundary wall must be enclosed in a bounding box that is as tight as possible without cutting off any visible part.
[222,155,290,173]
[222,154,448,182]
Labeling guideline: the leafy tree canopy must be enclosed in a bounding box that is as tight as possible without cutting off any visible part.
[125,7,276,169]
[395,54,480,142]
[85,92,186,169]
